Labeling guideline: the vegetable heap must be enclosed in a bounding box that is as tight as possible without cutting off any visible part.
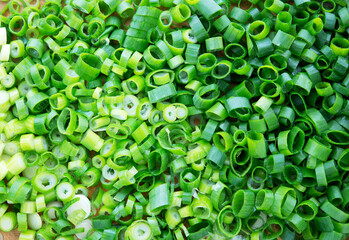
[0,0,349,239]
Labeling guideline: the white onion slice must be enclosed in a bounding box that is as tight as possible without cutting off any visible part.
[66,194,91,219]
[75,219,93,239]
[28,213,42,230]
